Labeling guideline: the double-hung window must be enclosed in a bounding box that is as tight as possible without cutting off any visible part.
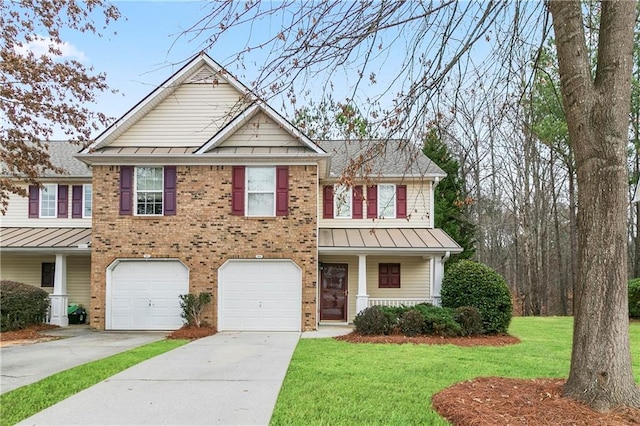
[333,184,352,219]
[136,167,163,215]
[83,184,92,218]
[377,184,396,218]
[40,184,57,218]
[246,167,276,216]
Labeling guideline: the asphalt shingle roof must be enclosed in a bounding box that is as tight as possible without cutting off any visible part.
[317,140,445,179]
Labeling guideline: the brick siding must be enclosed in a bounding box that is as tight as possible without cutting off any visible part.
[90,164,318,331]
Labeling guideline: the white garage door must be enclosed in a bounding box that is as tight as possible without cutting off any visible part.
[218,260,302,331]
[107,260,189,330]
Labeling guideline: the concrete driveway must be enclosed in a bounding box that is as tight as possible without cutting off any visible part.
[17,332,300,425]
[1,326,165,394]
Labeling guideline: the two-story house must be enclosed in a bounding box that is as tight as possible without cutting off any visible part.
[0,52,461,332]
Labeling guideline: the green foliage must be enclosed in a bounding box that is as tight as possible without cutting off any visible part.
[422,127,476,263]
[412,304,461,337]
[353,306,393,335]
[398,310,426,337]
[629,279,640,318]
[441,260,513,334]
[454,306,484,336]
[178,292,212,327]
[0,280,50,332]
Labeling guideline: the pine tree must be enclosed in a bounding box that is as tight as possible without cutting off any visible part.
[422,128,476,263]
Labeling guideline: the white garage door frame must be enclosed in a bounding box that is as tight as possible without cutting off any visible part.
[106,258,189,330]
[218,259,302,332]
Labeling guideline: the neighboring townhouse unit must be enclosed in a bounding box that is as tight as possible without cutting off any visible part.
[0,142,92,326]
[0,52,461,331]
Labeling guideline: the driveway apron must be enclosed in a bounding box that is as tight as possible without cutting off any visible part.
[1,328,165,394]
[18,332,300,426]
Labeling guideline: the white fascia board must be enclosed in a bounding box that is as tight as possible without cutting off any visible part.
[74,153,327,166]
[317,247,464,255]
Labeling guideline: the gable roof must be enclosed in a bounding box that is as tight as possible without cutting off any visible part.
[82,52,327,161]
[318,140,445,179]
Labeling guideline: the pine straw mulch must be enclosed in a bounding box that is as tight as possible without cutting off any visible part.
[336,332,640,425]
[166,324,217,340]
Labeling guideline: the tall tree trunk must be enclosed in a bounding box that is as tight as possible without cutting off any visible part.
[549,0,640,410]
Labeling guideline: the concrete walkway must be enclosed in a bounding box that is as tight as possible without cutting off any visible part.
[1,326,165,394]
[18,332,301,426]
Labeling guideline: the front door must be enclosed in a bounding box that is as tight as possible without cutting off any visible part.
[320,264,348,321]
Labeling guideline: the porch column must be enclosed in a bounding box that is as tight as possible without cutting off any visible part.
[432,251,450,306]
[356,254,369,313]
[49,254,69,327]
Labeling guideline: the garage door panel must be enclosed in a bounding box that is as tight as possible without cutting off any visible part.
[218,260,302,331]
[108,260,188,331]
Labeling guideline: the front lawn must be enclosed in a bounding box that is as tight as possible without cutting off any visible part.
[271,317,640,425]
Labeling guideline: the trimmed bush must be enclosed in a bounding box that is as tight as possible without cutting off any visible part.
[0,280,50,332]
[454,306,483,336]
[629,278,640,318]
[353,306,393,335]
[441,260,513,334]
[399,310,426,336]
[412,304,461,337]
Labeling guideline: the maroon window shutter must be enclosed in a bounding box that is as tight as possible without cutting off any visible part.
[72,185,83,218]
[323,185,334,219]
[120,166,133,215]
[353,185,363,219]
[367,185,378,218]
[57,185,68,218]
[396,185,407,219]
[164,166,177,216]
[28,185,39,218]
[231,166,245,215]
[276,166,289,216]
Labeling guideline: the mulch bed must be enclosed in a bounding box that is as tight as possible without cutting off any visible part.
[336,331,640,425]
[0,323,60,342]
[166,324,216,340]
[334,331,521,346]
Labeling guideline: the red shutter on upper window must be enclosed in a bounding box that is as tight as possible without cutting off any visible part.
[57,185,68,218]
[164,166,177,216]
[396,185,407,219]
[367,185,378,218]
[276,166,289,216]
[353,185,363,219]
[323,185,334,218]
[120,166,133,215]
[72,185,83,218]
[28,185,39,218]
[231,166,245,215]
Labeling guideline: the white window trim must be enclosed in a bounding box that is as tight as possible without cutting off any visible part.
[378,184,396,219]
[82,184,92,218]
[245,167,276,217]
[134,167,164,216]
[333,184,352,219]
[40,184,57,218]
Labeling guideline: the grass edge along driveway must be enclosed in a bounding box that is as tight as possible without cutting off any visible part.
[271,317,640,425]
[0,339,188,426]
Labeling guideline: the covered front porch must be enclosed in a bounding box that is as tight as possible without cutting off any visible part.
[0,227,92,327]
[318,227,462,323]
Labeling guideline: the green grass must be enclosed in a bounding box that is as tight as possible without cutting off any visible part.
[0,339,188,426]
[271,317,640,425]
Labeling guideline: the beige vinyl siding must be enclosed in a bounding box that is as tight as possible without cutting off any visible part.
[111,82,248,147]
[2,183,92,228]
[318,181,432,228]
[319,255,431,323]
[221,112,301,147]
[0,254,91,309]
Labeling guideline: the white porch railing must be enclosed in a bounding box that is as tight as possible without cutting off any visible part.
[368,298,438,308]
